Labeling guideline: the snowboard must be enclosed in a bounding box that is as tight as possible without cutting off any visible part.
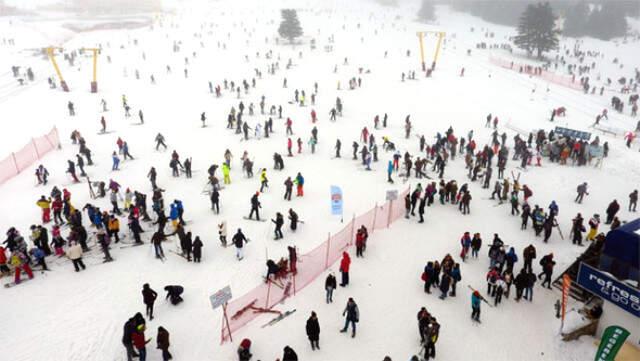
[97,131,116,135]
[243,216,267,222]
[4,277,35,288]
[261,309,297,328]
[120,242,145,249]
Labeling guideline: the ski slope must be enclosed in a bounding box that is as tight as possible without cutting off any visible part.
[1,1,639,360]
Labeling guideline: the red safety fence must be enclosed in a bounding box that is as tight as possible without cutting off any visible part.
[489,56,583,91]
[221,186,410,343]
[0,127,61,185]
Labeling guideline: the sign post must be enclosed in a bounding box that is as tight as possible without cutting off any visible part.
[330,185,343,222]
[560,274,571,334]
[210,286,233,343]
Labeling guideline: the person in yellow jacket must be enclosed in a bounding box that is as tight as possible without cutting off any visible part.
[11,252,34,284]
[108,214,121,243]
[36,196,51,223]
[260,168,268,192]
[222,163,231,184]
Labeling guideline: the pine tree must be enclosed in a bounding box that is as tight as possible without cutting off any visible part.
[278,9,304,44]
[562,1,590,37]
[417,0,436,22]
[514,2,559,58]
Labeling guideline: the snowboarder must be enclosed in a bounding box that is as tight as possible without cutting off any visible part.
[575,182,589,203]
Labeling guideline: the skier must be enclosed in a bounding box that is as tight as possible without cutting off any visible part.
[470,290,482,322]
[35,165,49,185]
[340,298,359,338]
[233,228,247,260]
[112,151,121,171]
[575,182,589,203]
[272,212,284,240]
[260,168,269,192]
[142,284,158,320]
[306,311,320,350]
[339,251,351,287]
[288,209,299,231]
[67,160,80,183]
[325,272,337,303]
[155,133,167,151]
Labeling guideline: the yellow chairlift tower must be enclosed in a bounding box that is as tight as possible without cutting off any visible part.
[46,46,69,92]
[416,31,446,71]
[82,47,101,93]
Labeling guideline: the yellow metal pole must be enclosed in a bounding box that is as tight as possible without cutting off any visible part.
[92,50,97,83]
[433,32,445,69]
[47,47,69,92]
[418,32,426,71]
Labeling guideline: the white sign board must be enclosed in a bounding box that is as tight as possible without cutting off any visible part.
[210,286,232,310]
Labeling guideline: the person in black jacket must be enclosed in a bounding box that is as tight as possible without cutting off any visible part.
[122,317,138,361]
[340,297,359,337]
[272,213,284,240]
[210,188,220,214]
[248,193,261,220]
[192,236,203,262]
[282,346,298,361]
[288,209,298,231]
[306,311,320,350]
[325,273,337,303]
[164,285,184,305]
[233,229,247,260]
[142,283,158,320]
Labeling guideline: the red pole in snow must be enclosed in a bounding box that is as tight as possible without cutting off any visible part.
[222,303,233,343]
[371,202,378,234]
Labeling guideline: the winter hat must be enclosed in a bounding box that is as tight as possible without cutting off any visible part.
[473,290,480,296]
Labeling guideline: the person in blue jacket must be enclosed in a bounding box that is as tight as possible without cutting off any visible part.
[471,290,482,322]
[169,204,179,230]
[173,199,185,225]
[295,172,305,196]
[548,200,559,217]
[505,247,518,273]
[112,151,120,171]
[387,160,394,183]
[449,263,461,297]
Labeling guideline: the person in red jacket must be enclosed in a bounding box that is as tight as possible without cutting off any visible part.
[131,324,151,361]
[339,252,351,287]
[355,229,365,258]
[287,138,293,157]
[52,197,64,225]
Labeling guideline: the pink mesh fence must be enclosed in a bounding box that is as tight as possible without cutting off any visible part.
[221,187,410,343]
[0,127,60,185]
[489,56,583,91]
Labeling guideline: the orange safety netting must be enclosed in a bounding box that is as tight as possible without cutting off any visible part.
[221,187,410,343]
[0,127,60,185]
[489,56,583,91]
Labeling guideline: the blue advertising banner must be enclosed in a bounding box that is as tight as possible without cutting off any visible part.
[555,126,591,141]
[330,186,343,216]
[577,263,640,318]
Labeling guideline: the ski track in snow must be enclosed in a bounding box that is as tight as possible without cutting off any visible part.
[0,1,639,360]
